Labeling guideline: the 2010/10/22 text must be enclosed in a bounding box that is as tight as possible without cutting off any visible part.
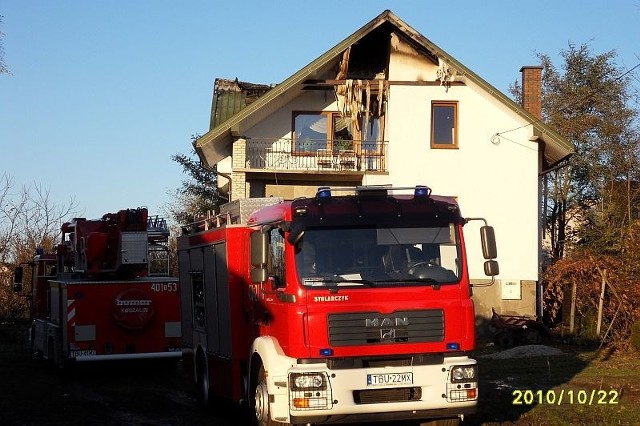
[512,389,619,405]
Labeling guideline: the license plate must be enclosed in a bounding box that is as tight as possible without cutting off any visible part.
[367,372,413,386]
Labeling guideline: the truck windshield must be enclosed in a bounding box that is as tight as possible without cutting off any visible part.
[295,224,461,287]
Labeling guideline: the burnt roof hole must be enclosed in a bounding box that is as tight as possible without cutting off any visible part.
[346,24,391,80]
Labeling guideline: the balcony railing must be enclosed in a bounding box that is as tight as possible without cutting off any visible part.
[244,138,387,172]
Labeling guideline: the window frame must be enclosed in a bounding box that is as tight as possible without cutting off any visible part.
[292,111,385,155]
[430,101,458,149]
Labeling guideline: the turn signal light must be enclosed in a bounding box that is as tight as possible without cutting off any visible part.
[293,398,311,409]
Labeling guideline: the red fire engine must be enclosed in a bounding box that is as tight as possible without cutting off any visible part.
[14,207,182,366]
[178,185,498,425]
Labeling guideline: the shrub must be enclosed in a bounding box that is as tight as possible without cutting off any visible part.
[632,321,640,353]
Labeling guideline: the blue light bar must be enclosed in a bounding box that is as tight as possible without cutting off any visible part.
[317,187,332,198]
[414,185,432,197]
[319,348,334,357]
[446,342,460,350]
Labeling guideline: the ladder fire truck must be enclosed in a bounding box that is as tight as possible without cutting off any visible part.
[14,207,182,366]
[178,185,498,425]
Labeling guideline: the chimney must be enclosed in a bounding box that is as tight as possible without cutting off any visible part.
[520,66,543,119]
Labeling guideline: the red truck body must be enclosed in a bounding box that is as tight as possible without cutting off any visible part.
[178,186,497,425]
[24,208,181,365]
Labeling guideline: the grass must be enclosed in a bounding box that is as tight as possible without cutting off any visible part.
[470,342,640,425]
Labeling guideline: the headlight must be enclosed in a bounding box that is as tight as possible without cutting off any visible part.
[451,365,477,382]
[290,372,326,390]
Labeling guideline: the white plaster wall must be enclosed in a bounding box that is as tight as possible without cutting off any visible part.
[246,91,336,140]
[384,83,539,282]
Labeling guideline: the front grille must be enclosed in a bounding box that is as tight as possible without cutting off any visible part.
[328,310,444,346]
[353,387,422,404]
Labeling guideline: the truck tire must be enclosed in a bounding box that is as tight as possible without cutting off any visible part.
[253,365,285,426]
[195,350,210,405]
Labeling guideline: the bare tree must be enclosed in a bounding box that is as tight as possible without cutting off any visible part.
[0,173,78,319]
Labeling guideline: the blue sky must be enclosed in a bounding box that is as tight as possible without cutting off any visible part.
[1,1,638,222]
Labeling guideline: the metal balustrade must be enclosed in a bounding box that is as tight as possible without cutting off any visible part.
[244,138,387,172]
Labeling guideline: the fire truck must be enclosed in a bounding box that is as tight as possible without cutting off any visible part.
[178,185,498,425]
[14,207,182,366]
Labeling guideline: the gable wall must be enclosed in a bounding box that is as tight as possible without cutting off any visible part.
[385,37,540,321]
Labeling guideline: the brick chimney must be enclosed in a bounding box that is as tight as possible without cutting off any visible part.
[520,66,543,119]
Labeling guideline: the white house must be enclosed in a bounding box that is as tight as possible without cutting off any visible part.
[193,10,573,333]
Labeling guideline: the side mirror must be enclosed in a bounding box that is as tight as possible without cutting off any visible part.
[250,231,268,266]
[250,231,268,283]
[480,226,497,260]
[13,267,24,292]
[251,267,268,283]
[484,260,500,277]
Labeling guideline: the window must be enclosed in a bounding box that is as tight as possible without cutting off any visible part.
[294,113,329,153]
[361,116,383,151]
[293,111,384,154]
[431,102,458,148]
[267,229,285,287]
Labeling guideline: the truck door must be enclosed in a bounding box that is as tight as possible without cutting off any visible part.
[257,228,291,347]
[204,243,232,358]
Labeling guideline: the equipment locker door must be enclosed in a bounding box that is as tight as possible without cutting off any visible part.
[204,243,232,358]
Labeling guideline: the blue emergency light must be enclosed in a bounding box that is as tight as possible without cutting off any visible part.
[414,185,432,197]
[316,187,332,198]
[319,348,334,357]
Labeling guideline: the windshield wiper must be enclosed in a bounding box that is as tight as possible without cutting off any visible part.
[376,277,443,289]
[322,275,376,287]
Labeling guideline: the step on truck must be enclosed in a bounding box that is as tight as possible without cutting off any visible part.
[14,207,182,366]
[178,185,499,425]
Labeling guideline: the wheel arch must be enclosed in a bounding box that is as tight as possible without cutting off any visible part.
[247,336,295,398]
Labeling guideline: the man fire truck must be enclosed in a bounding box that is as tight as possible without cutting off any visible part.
[14,207,182,366]
[178,185,498,425]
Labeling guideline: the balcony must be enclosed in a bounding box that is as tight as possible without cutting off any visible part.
[244,138,387,173]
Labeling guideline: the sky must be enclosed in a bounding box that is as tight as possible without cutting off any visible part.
[1,0,639,222]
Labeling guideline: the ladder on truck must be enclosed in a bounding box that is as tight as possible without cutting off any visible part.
[147,215,171,276]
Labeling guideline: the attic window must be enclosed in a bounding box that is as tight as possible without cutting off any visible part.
[431,101,458,149]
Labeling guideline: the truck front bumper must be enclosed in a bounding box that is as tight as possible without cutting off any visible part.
[269,355,477,424]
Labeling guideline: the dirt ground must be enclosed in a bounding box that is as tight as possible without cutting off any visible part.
[0,323,228,426]
[1,323,639,425]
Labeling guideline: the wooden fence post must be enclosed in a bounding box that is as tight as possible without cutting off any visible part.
[596,269,607,337]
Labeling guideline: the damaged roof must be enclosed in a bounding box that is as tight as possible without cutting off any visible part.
[209,78,273,130]
[194,9,573,168]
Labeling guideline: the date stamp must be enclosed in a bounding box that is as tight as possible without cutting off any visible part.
[512,389,620,405]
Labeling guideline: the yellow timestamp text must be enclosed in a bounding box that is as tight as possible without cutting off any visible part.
[512,389,620,405]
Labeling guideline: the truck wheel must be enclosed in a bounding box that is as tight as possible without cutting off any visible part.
[253,365,285,426]
[196,351,210,405]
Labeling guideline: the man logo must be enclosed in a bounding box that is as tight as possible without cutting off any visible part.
[365,317,409,342]
[365,317,409,327]
[380,328,396,340]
